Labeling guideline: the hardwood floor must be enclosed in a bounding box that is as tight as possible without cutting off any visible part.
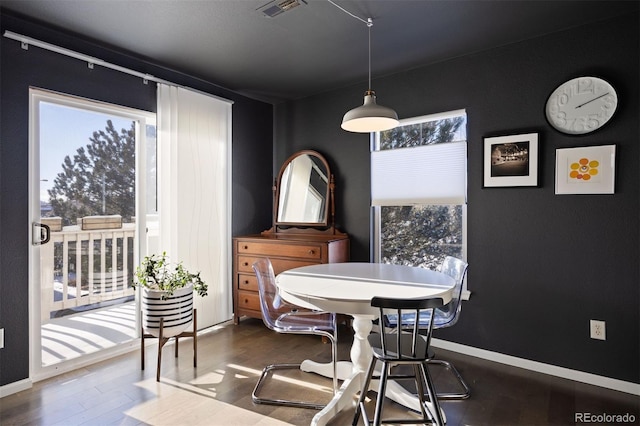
[1,318,638,425]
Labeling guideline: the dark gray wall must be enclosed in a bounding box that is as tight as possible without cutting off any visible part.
[275,13,639,384]
[0,11,273,386]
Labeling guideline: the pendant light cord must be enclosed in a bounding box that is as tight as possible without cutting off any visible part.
[327,0,369,25]
[327,0,374,92]
[367,18,372,92]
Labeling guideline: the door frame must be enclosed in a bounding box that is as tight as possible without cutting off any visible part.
[28,87,156,381]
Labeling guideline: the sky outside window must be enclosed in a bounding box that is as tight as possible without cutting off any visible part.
[39,102,133,202]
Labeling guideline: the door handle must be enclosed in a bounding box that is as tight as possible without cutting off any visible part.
[32,222,51,245]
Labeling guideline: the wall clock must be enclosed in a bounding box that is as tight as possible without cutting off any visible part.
[545,76,618,135]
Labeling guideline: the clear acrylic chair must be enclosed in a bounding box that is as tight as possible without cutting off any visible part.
[251,258,339,409]
[384,256,470,399]
[353,296,446,426]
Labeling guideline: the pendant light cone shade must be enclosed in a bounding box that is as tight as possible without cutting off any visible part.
[341,90,399,132]
[339,15,399,133]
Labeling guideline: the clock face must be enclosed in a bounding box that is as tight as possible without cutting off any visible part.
[545,77,618,135]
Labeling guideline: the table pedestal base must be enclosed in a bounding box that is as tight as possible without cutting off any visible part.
[300,359,353,381]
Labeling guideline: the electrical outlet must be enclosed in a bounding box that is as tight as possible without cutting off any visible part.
[0,328,4,349]
[590,320,606,340]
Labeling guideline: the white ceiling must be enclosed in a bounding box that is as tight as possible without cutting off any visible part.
[1,0,637,103]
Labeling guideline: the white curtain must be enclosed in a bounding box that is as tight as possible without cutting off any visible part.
[157,84,233,328]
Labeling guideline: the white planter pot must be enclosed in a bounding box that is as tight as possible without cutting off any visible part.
[142,284,194,338]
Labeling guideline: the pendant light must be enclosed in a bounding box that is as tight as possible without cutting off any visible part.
[341,18,399,133]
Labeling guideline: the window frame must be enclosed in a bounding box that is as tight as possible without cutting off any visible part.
[371,110,470,298]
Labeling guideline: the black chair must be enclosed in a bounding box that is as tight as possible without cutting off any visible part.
[251,258,338,409]
[384,256,470,399]
[353,296,445,426]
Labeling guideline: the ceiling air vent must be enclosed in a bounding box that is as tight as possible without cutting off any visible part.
[257,0,306,18]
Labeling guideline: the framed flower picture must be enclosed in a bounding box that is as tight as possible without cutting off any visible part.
[555,145,616,194]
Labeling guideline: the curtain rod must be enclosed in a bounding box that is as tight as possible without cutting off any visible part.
[3,30,233,105]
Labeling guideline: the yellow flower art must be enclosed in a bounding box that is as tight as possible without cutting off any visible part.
[569,158,599,181]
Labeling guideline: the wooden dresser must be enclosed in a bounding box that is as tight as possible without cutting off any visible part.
[233,231,349,324]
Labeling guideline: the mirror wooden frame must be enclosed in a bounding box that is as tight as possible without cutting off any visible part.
[269,150,337,233]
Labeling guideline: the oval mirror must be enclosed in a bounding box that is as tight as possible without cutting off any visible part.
[275,150,331,226]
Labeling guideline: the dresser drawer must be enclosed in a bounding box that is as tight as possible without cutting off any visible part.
[237,255,318,274]
[237,290,261,311]
[237,241,322,260]
[237,273,258,292]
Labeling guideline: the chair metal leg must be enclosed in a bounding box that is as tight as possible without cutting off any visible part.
[252,363,326,410]
[428,358,471,399]
[253,330,338,410]
[420,362,445,426]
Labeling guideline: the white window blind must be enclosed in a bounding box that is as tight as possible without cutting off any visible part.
[371,141,467,205]
[371,110,467,206]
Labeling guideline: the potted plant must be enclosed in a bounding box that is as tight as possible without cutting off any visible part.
[134,252,208,337]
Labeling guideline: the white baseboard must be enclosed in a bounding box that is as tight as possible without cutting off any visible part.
[0,378,32,398]
[432,338,640,396]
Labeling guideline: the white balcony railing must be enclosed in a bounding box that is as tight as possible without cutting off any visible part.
[40,215,135,322]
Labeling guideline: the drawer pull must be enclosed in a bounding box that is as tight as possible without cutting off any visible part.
[308,249,315,254]
[244,298,249,304]
[243,262,249,267]
[243,280,249,285]
[243,245,249,250]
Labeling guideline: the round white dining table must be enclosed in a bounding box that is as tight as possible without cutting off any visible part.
[276,262,455,426]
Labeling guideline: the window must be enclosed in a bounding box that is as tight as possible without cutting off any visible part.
[372,109,468,296]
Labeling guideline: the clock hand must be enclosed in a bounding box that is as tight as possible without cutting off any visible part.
[575,92,609,108]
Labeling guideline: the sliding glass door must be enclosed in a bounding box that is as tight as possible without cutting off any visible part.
[29,88,156,380]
